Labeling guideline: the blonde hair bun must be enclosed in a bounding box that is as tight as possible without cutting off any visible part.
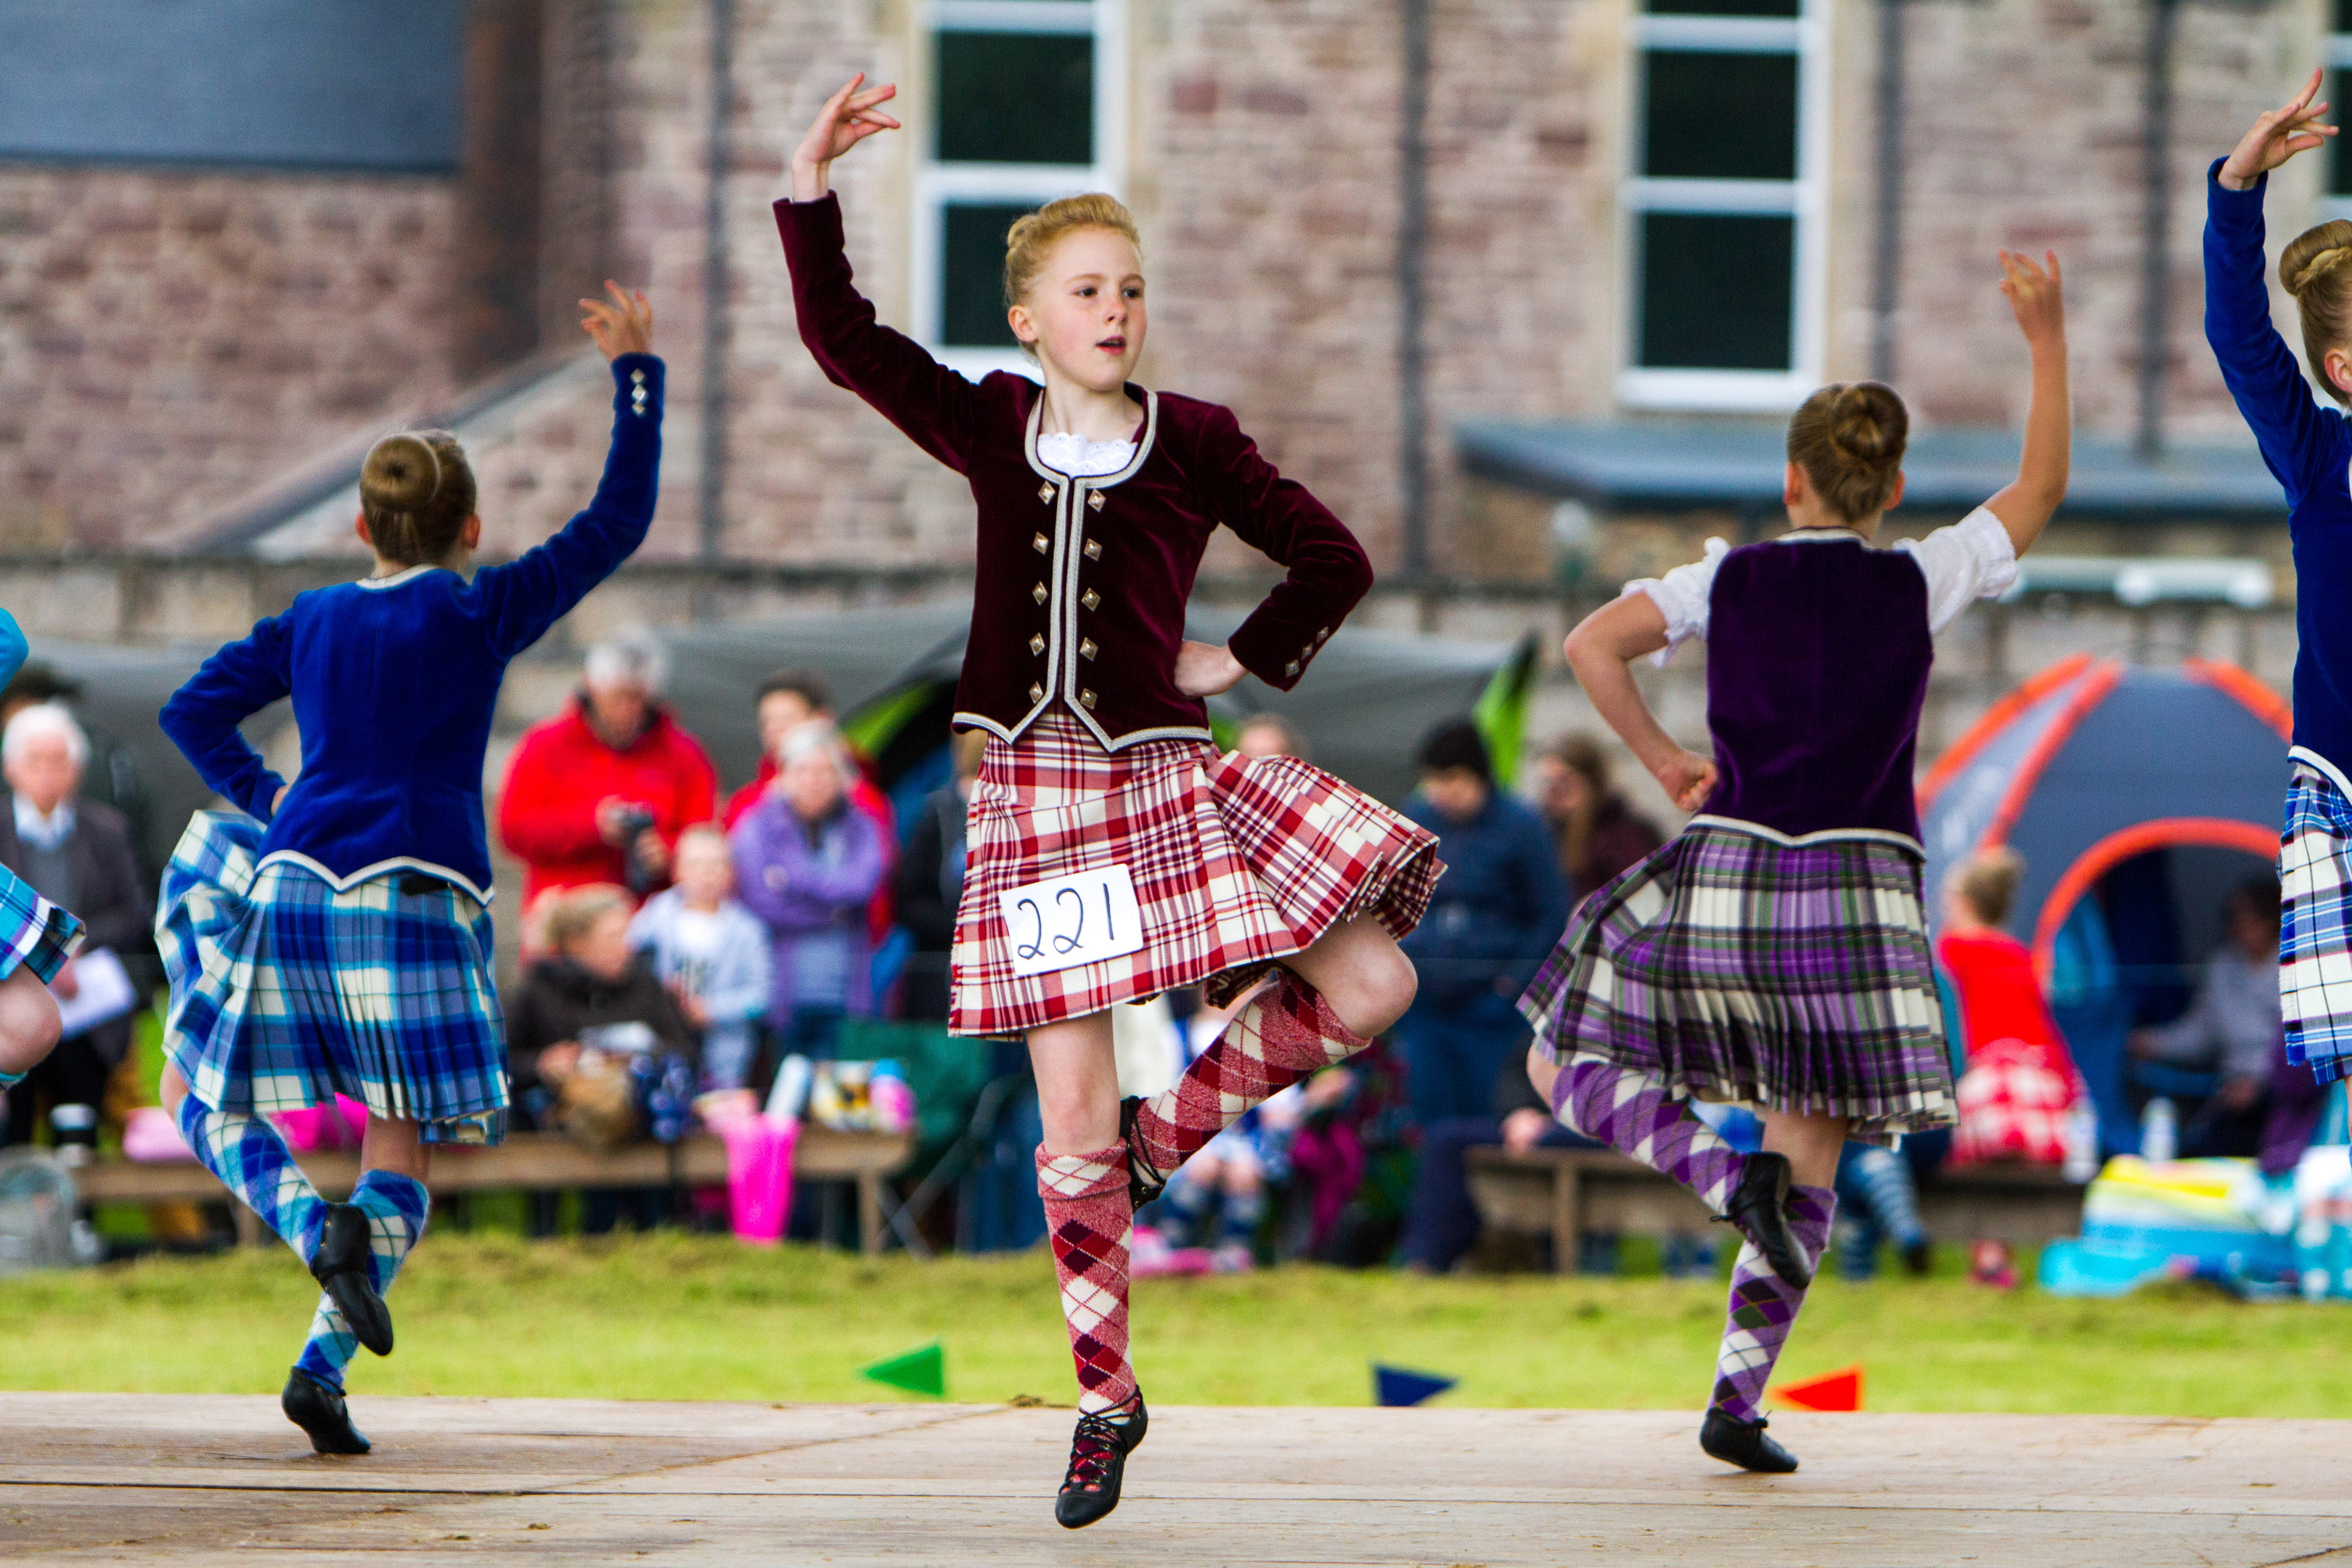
[361,434,442,515]
[2282,219,2352,407]
[356,429,476,567]
[1786,380,1910,523]
[1003,193,1144,319]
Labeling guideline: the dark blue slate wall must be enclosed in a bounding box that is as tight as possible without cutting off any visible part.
[0,0,465,172]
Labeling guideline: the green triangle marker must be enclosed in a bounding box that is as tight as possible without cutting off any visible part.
[859,1342,945,1400]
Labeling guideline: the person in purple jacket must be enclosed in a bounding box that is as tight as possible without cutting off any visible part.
[2204,70,2352,1094]
[1525,255,2069,1475]
[152,284,658,1458]
[728,720,888,1063]
[780,77,1441,1526]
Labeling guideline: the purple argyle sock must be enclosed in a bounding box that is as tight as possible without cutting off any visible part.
[1709,1183,1837,1421]
[1550,1058,1744,1214]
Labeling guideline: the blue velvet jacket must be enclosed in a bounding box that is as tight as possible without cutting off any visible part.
[158,355,665,904]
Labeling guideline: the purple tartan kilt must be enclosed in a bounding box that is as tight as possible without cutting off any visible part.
[2282,763,2352,1083]
[1519,818,1954,1145]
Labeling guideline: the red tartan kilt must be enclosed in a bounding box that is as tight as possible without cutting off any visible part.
[948,712,1442,1037]
[1951,1037,2078,1166]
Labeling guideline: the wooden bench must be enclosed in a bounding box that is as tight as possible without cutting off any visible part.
[1466,1146,2086,1273]
[73,1128,915,1255]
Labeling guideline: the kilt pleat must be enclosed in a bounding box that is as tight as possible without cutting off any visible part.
[2282,764,2352,1083]
[158,812,507,1144]
[1519,820,1953,1145]
[948,711,1442,1036]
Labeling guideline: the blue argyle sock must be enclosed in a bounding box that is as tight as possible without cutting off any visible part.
[174,1095,326,1262]
[294,1170,430,1389]
[0,1069,22,1089]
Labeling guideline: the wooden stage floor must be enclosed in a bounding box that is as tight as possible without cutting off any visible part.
[4,1395,2348,1566]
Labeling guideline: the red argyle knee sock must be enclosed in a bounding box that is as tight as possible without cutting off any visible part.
[1709,1183,1837,1421]
[1036,1143,1140,1415]
[1129,973,1368,1186]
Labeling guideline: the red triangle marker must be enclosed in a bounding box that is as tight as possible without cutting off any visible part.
[1770,1365,1863,1413]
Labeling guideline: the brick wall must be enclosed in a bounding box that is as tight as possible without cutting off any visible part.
[5,0,2335,571]
[0,169,462,551]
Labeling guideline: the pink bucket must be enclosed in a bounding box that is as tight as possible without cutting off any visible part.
[717,1116,799,1246]
[271,1095,369,1153]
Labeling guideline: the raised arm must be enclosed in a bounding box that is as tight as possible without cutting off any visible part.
[2206,68,2347,505]
[475,286,663,658]
[1562,593,1718,814]
[1191,402,1375,694]
[775,76,983,471]
[1980,250,2070,558]
[159,613,294,822]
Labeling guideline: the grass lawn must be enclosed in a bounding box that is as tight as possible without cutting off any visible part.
[2,1233,2347,1416]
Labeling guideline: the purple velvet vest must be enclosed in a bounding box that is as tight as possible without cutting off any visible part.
[1699,535,1933,843]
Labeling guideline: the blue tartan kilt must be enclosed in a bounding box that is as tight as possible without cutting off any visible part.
[2282,764,2352,1084]
[157,812,508,1145]
[0,861,83,986]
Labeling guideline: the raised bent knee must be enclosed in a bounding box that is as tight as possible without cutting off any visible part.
[1524,1042,1561,1110]
[1333,947,1417,1040]
[0,966,60,1075]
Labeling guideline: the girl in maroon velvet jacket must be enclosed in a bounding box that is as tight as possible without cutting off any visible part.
[779,77,1442,1527]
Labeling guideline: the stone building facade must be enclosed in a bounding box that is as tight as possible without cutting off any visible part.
[0,0,2335,580]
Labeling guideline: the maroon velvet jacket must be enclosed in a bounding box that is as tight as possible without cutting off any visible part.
[775,193,1373,752]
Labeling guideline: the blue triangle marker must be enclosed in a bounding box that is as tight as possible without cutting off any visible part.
[1373,1364,1457,1408]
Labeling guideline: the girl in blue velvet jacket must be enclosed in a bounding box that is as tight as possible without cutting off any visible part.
[154,284,661,1455]
[2204,71,2352,1091]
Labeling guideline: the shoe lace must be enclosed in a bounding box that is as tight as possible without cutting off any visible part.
[1061,1412,1125,1493]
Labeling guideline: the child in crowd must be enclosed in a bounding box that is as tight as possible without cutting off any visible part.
[778,76,1440,1527]
[1940,846,2084,1167]
[154,283,661,1456]
[1527,251,2069,1473]
[2204,73,2352,1090]
[629,825,772,1090]
[0,608,81,1105]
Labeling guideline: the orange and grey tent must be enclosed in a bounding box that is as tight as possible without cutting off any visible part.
[1919,654,2289,1151]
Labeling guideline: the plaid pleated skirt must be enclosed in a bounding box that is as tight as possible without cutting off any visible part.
[0,864,83,986]
[1519,817,1954,1145]
[158,812,507,1144]
[2282,763,2352,1083]
[949,711,1442,1037]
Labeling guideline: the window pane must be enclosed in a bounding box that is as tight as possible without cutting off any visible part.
[936,31,1093,165]
[1637,212,1794,371]
[1643,52,1797,180]
[1646,0,1800,15]
[941,202,1038,348]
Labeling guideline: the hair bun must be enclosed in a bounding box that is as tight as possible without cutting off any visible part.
[1827,383,1906,470]
[361,433,443,514]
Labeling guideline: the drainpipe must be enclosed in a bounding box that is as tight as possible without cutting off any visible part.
[1870,0,1906,383]
[698,0,737,562]
[2136,0,2180,462]
[1397,0,1432,579]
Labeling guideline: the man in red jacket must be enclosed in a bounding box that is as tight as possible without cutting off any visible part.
[498,630,718,914]
[721,669,896,943]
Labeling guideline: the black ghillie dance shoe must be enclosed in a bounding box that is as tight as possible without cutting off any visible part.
[1053,1395,1148,1530]
[1700,1408,1797,1474]
[310,1202,393,1356]
[282,1368,370,1456]
[1116,1098,1169,1211]
[1718,1151,1811,1288]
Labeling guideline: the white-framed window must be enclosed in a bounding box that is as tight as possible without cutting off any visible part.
[1617,0,1829,412]
[913,0,1127,380]
[2329,1,2352,224]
